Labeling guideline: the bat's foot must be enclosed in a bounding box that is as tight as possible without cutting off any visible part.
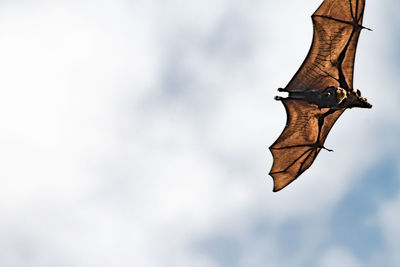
[274,96,285,101]
[278,88,288,92]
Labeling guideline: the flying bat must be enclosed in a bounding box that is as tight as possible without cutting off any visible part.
[269,0,372,192]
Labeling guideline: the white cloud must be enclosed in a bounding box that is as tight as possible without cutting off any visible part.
[318,246,362,267]
[0,0,398,266]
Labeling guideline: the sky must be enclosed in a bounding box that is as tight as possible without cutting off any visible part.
[0,0,399,266]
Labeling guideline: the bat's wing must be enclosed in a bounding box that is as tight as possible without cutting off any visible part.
[269,100,345,192]
[286,0,365,91]
[269,0,368,191]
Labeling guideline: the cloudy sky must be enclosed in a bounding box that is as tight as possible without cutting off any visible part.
[0,0,399,266]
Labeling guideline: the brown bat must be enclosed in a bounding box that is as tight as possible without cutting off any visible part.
[269,0,372,192]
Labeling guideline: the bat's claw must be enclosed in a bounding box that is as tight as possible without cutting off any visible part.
[278,88,287,92]
[362,25,373,31]
[275,96,285,101]
[322,146,333,152]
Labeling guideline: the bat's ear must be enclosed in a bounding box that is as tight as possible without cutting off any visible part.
[356,89,361,96]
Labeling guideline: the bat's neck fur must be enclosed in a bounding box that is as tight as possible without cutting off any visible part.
[276,86,372,109]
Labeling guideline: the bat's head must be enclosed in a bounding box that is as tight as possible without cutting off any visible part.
[345,89,372,109]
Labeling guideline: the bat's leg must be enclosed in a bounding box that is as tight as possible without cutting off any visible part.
[279,88,311,93]
[274,94,307,101]
[275,88,289,101]
[278,87,288,92]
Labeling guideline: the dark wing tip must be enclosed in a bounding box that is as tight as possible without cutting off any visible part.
[269,171,287,192]
[272,178,288,192]
[272,186,282,192]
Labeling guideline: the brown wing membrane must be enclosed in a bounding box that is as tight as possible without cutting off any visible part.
[269,100,345,192]
[268,0,369,191]
[286,0,365,91]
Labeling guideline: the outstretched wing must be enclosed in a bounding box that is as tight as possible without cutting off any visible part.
[269,0,367,191]
[269,100,345,192]
[286,0,365,91]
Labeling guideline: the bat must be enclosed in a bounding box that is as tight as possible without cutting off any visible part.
[269,0,372,192]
